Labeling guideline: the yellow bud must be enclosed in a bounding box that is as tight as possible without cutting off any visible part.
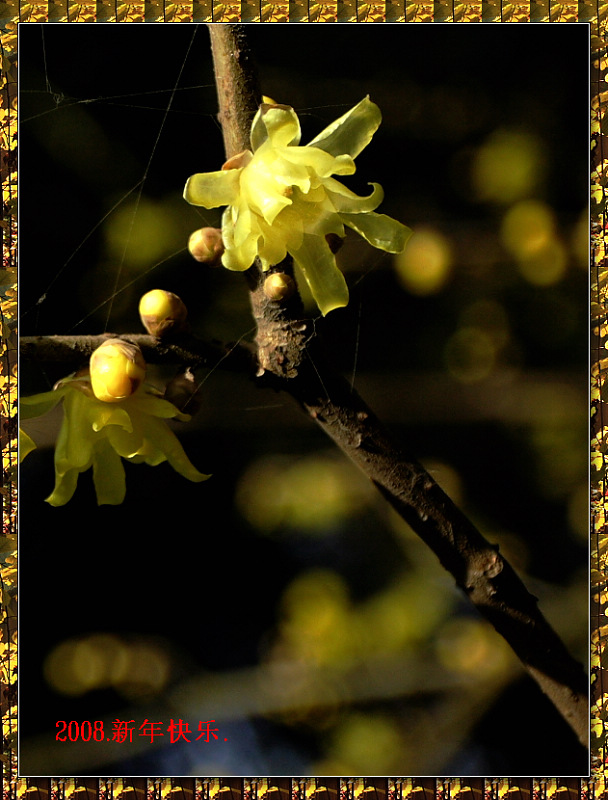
[187,228,225,266]
[262,95,278,105]
[90,339,146,403]
[263,273,296,302]
[138,289,188,339]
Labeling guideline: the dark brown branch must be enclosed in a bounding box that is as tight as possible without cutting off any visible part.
[19,333,256,374]
[205,24,589,747]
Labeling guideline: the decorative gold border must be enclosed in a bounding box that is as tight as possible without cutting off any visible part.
[1,777,603,799]
[3,0,589,21]
[1,3,598,791]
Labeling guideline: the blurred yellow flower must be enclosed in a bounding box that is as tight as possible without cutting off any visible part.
[184,97,412,315]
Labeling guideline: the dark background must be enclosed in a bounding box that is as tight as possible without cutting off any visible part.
[19,23,589,776]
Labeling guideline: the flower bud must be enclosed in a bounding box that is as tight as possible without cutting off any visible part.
[139,289,188,339]
[188,227,225,266]
[263,272,296,302]
[90,339,146,403]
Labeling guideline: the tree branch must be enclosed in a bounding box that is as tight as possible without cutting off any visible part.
[205,23,589,747]
[19,333,255,374]
[208,22,262,160]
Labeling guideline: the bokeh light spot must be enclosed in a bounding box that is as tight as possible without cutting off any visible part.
[104,197,180,269]
[43,633,171,700]
[327,712,405,774]
[394,228,452,296]
[435,617,509,676]
[501,200,553,257]
[501,200,567,285]
[278,569,353,667]
[472,129,543,204]
[444,327,497,383]
[236,453,375,534]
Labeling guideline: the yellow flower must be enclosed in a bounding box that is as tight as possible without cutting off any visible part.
[20,344,210,506]
[184,96,412,316]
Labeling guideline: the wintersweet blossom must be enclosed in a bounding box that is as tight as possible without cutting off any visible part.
[20,343,209,506]
[184,96,412,316]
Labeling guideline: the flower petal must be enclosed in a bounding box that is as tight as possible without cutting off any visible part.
[105,422,145,459]
[20,387,68,419]
[138,417,211,482]
[289,233,349,316]
[258,220,290,268]
[184,168,242,208]
[182,96,410,318]
[240,147,304,223]
[221,207,259,271]
[46,465,82,507]
[308,96,382,159]
[275,194,343,242]
[324,180,384,214]
[92,439,126,505]
[250,106,267,152]
[127,392,192,421]
[58,391,96,470]
[251,104,302,152]
[90,403,133,433]
[340,211,413,254]
[19,428,37,462]
[280,145,356,179]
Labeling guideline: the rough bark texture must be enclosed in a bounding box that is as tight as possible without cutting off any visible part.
[209,23,261,160]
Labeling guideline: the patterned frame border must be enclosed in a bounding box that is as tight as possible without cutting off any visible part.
[0,1,588,23]
[0,2,597,792]
[0,777,603,800]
